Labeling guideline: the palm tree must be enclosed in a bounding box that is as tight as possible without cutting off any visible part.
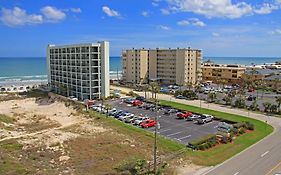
[263,102,272,113]
[208,92,217,103]
[150,82,160,100]
[185,81,193,90]
[104,103,112,116]
[143,84,150,99]
[275,96,281,113]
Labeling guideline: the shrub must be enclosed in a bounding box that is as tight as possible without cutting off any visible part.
[239,128,246,134]
[127,91,139,97]
[245,122,255,131]
[234,98,246,108]
[233,122,246,129]
[231,128,239,136]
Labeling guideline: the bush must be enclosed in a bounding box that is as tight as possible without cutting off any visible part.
[189,134,217,150]
[239,128,246,134]
[127,91,139,97]
[231,128,239,136]
[245,122,254,131]
[234,98,246,108]
[233,122,246,129]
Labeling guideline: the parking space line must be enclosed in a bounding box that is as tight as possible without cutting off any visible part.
[166,132,182,137]
[261,151,269,157]
[158,129,171,133]
[178,135,192,140]
[233,172,239,175]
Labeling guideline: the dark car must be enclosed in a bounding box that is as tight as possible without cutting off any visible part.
[176,95,186,99]
[136,96,145,102]
[247,95,256,101]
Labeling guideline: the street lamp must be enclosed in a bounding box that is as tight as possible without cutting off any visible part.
[153,99,161,174]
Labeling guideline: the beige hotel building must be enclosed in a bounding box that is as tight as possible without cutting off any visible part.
[122,48,202,85]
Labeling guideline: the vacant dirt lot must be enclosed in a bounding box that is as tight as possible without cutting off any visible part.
[0,96,200,175]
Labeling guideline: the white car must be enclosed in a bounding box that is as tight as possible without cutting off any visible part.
[119,113,134,121]
[133,117,150,125]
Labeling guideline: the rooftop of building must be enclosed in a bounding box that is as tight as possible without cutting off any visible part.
[48,41,108,48]
[123,47,201,52]
[245,69,281,75]
[203,63,246,69]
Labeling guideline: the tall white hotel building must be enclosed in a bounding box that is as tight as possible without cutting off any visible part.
[47,41,110,100]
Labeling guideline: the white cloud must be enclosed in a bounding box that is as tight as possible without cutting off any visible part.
[158,25,170,30]
[161,8,170,15]
[152,2,159,7]
[70,8,81,13]
[177,18,205,27]
[212,32,220,37]
[272,29,281,35]
[102,6,120,17]
[142,11,150,17]
[254,3,278,14]
[0,7,43,26]
[41,6,66,21]
[165,0,254,19]
[276,0,281,4]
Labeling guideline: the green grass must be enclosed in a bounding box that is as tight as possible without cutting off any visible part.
[159,100,274,165]
[0,114,15,124]
[0,139,23,152]
[0,160,29,175]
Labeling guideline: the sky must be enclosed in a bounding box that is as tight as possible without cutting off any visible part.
[0,0,281,57]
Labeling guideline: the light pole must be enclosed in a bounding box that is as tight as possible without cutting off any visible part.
[153,95,160,174]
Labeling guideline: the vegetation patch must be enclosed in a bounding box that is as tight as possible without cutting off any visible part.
[0,114,15,124]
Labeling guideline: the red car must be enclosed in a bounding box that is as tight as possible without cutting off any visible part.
[140,119,157,128]
[132,100,143,106]
[248,88,255,92]
[177,111,193,119]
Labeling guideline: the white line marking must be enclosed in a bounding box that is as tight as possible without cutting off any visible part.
[166,132,182,137]
[178,135,192,140]
[233,172,239,175]
[159,129,171,133]
[261,151,269,157]
[214,125,218,128]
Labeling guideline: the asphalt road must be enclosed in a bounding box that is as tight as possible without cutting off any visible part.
[109,99,219,144]
[111,85,281,175]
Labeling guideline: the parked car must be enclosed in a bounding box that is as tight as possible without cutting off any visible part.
[124,115,138,123]
[124,98,135,104]
[176,111,193,119]
[119,113,134,121]
[140,119,157,128]
[136,96,145,102]
[134,116,150,125]
[247,95,256,101]
[132,100,143,106]
[197,114,214,124]
[160,88,170,93]
[176,95,186,99]
[164,108,178,115]
[186,114,200,121]
[217,122,233,133]
[248,88,255,92]
[114,111,128,119]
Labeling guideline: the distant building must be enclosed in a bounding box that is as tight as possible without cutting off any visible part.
[242,69,281,81]
[202,63,246,83]
[47,41,110,100]
[122,48,202,85]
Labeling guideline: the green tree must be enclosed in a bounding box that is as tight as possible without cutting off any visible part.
[276,96,281,113]
[150,82,160,99]
[249,100,259,111]
[263,102,272,113]
[270,104,278,114]
[208,92,217,103]
[104,103,112,116]
[223,95,232,105]
[234,97,246,108]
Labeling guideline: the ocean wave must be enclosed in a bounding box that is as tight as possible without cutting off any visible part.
[0,75,48,82]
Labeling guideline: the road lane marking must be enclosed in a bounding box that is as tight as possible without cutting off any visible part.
[266,160,281,175]
[233,172,239,175]
[261,151,269,157]
[166,132,182,137]
[178,135,192,140]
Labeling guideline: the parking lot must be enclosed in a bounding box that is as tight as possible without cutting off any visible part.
[108,99,220,144]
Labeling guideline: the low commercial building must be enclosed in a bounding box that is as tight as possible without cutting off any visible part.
[47,41,110,100]
[202,63,246,83]
[122,48,202,86]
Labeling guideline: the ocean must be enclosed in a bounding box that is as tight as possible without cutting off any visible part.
[0,56,279,85]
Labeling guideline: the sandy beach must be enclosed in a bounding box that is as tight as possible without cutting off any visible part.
[0,80,47,92]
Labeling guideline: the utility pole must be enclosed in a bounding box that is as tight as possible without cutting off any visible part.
[153,95,160,174]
